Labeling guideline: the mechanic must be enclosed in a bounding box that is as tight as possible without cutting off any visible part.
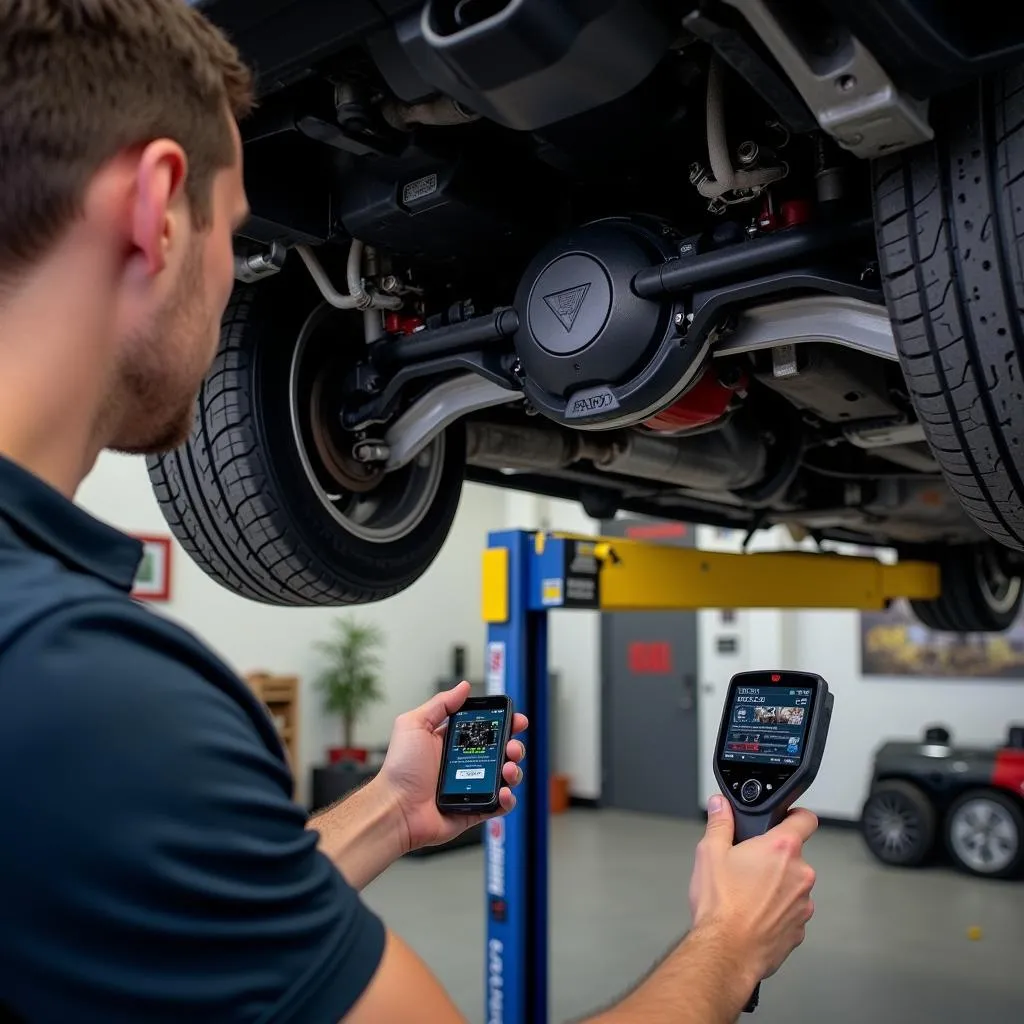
[0,3,819,1022]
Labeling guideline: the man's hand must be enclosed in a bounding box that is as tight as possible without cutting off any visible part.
[376,681,528,853]
[688,794,818,983]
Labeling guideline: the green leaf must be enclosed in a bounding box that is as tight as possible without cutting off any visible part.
[313,616,387,744]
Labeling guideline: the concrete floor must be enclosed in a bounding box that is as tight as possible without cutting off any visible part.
[362,809,1024,1024]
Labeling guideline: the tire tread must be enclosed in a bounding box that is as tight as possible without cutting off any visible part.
[147,287,454,606]
[874,69,1024,551]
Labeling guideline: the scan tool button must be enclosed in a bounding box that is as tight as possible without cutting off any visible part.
[740,779,762,804]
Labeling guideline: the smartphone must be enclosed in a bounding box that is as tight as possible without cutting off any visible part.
[435,695,514,814]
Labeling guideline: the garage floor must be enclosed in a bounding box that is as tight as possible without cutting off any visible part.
[362,809,1024,1024]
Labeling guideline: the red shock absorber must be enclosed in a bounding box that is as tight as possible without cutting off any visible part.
[779,198,813,229]
[643,364,748,433]
[758,193,814,233]
[384,312,425,335]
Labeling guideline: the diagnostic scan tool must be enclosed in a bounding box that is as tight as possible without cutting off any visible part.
[713,670,834,1012]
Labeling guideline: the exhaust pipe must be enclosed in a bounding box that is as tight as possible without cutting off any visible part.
[466,419,767,493]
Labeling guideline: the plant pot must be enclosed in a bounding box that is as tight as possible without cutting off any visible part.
[328,746,368,764]
[550,773,571,814]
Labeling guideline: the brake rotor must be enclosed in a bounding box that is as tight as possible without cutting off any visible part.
[308,367,383,494]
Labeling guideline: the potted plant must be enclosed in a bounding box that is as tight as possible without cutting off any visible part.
[314,616,386,764]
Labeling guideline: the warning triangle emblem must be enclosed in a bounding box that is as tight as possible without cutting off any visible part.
[543,283,591,333]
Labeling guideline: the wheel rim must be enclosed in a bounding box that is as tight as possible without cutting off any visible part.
[864,794,922,859]
[975,546,1022,615]
[288,303,445,545]
[949,798,1019,875]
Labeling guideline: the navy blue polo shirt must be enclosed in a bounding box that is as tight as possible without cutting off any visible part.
[0,455,385,1023]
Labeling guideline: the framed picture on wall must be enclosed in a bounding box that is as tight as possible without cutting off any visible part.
[131,535,172,602]
[860,598,1024,678]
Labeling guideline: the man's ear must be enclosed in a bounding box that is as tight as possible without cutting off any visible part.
[132,140,189,278]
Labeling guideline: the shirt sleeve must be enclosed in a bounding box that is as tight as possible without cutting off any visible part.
[0,600,386,1024]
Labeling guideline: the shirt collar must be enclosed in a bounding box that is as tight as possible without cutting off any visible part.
[0,455,143,591]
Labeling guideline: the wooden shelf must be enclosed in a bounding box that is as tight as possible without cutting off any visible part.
[244,672,299,769]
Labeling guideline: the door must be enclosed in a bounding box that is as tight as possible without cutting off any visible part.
[600,518,701,819]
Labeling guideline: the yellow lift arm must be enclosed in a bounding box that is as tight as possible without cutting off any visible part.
[482,530,940,622]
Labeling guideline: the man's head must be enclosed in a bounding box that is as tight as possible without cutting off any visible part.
[0,0,253,455]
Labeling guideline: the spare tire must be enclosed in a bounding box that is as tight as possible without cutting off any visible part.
[147,269,466,606]
[861,779,937,868]
[945,789,1024,879]
[873,63,1024,553]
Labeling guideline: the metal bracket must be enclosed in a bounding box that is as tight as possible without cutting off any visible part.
[342,349,520,430]
[712,293,898,362]
[721,0,933,157]
[234,242,287,284]
[845,419,927,449]
[689,265,885,360]
[384,373,521,471]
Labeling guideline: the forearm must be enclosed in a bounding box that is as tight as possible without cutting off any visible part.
[306,778,409,890]
[586,925,760,1024]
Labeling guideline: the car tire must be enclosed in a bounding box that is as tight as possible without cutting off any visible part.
[147,269,466,606]
[909,598,957,634]
[861,779,937,868]
[873,62,1024,553]
[910,544,1023,632]
[945,789,1024,879]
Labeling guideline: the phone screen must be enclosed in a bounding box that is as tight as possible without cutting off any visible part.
[440,705,509,798]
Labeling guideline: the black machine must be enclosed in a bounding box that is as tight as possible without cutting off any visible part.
[713,669,834,1012]
[436,695,514,814]
[860,723,1024,879]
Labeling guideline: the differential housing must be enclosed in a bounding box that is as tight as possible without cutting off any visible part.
[512,217,707,429]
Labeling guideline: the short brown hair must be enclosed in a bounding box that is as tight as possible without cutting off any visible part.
[0,0,253,278]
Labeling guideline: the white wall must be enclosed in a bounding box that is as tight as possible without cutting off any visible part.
[76,452,506,803]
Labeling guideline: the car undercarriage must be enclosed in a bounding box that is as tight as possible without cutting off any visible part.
[161,0,1024,627]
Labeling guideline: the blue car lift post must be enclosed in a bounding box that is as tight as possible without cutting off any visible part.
[479,529,940,1024]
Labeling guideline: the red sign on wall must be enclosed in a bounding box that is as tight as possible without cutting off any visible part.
[624,522,688,540]
[628,641,672,674]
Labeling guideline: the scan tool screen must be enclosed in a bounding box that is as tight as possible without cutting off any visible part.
[721,683,814,767]
[441,707,507,796]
